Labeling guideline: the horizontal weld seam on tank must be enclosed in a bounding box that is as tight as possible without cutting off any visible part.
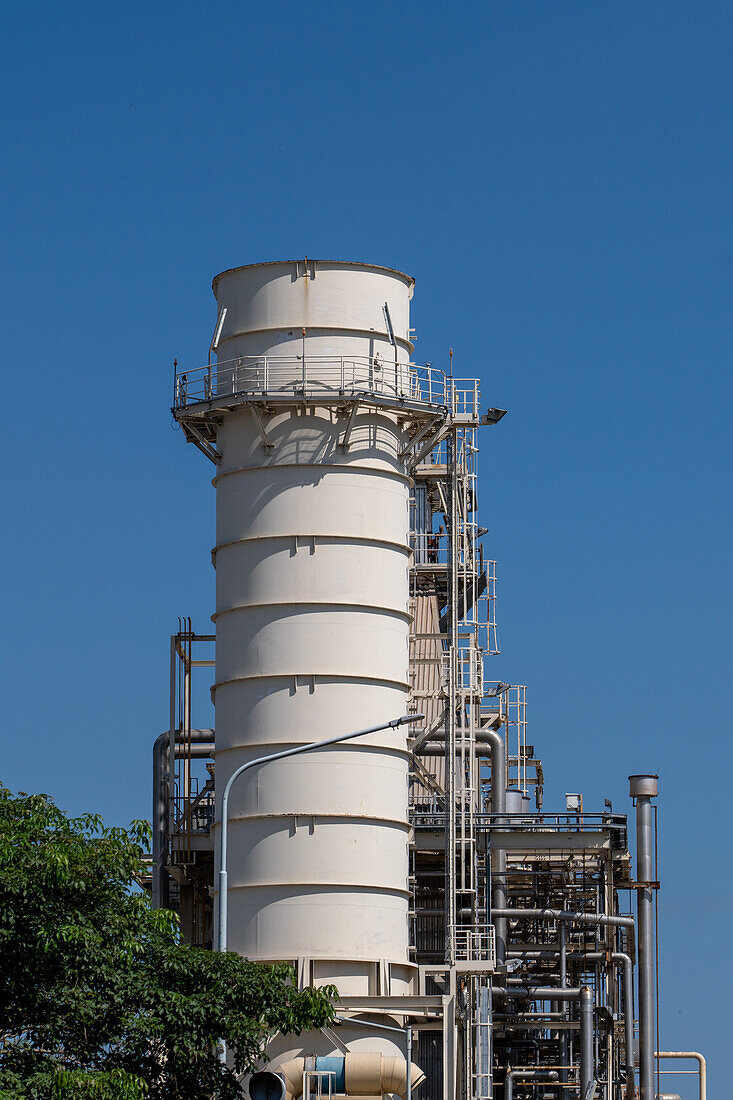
[217,322,413,348]
[221,813,411,828]
[212,744,411,761]
[212,673,412,691]
[213,535,412,555]
[213,464,412,487]
[212,259,415,290]
[236,956,418,969]
[220,882,413,897]
[212,603,412,623]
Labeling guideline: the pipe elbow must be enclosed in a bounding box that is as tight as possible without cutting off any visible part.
[275,1058,304,1100]
[380,1056,426,1098]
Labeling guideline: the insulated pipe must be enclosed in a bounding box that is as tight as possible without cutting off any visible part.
[483,727,507,963]
[152,732,169,910]
[276,1054,425,1100]
[629,775,658,1100]
[655,1052,706,1100]
[504,1069,558,1100]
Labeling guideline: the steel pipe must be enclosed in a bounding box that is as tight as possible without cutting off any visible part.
[580,985,593,1099]
[152,732,169,910]
[629,775,658,1100]
[484,727,507,963]
[504,1068,558,1100]
[492,907,634,932]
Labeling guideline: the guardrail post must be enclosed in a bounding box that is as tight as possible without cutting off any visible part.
[301,328,307,388]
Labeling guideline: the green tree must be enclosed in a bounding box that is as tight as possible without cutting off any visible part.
[0,785,336,1099]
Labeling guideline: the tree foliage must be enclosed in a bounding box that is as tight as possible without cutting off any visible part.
[0,786,336,1099]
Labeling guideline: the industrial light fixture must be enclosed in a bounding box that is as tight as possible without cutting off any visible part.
[481,408,507,424]
[486,682,511,697]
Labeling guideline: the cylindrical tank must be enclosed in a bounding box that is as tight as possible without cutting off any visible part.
[211,261,416,1017]
[505,789,531,815]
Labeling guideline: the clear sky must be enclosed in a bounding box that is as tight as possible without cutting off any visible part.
[2,3,730,1095]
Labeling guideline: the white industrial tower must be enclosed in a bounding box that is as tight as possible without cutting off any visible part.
[151,260,705,1100]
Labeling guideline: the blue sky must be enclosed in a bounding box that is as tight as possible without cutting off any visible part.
[2,2,730,1094]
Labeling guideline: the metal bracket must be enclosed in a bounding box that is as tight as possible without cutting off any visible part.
[338,401,360,450]
[399,413,445,461]
[249,404,274,451]
[296,257,316,280]
[320,1025,350,1054]
[410,709,447,754]
[184,421,221,465]
[411,422,451,468]
[411,753,445,799]
[436,480,449,516]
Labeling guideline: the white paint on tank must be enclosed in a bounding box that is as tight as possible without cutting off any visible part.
[211,261,416,1023]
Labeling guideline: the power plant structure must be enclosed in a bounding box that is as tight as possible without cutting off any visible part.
[150,260,706,1100]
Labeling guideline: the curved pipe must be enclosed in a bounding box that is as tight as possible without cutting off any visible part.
[504,1069,558,1100]
[152,728,217,910]
[483,728,507,963]
[633,785,656,1100]
[218,714,421,954]
[656,1052,706,1100]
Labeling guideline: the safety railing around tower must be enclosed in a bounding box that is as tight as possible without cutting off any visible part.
[172,355,480,418]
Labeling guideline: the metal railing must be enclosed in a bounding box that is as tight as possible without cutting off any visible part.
[453,924,497,968]
[173,354,479,417]
[411,810,627,834]
[479,811,627,833]
[173,792,214,834]
[303,1070,336,1100]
